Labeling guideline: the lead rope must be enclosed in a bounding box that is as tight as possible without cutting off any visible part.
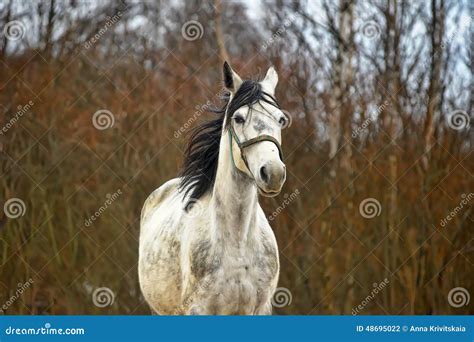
[228,128,239,171]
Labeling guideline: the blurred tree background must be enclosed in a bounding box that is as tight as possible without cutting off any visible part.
[0,0,472,315]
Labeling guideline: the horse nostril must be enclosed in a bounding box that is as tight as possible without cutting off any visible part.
[260,166,269,183]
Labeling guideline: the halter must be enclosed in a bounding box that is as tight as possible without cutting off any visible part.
[228,118,283,176]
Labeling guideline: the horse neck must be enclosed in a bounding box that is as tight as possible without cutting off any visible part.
[210,130,259,246]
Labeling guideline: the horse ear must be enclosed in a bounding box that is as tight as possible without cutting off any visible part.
[261,66,278,94]
[223,61,243,93]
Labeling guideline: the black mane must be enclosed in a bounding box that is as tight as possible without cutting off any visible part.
[178,79,279,209]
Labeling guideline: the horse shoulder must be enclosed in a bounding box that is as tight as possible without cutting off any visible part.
[181,196,216,279]
[140,178,180,223]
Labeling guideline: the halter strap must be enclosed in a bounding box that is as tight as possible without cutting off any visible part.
[228,124,283,175]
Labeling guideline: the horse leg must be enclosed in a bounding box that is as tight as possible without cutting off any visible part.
[149,306,159,315]
[254,302,273,315]
[186,304,209,315]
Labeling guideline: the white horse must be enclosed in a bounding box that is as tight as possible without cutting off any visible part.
[138,62,288,315]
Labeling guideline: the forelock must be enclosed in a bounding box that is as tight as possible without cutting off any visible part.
[225,80,280,126]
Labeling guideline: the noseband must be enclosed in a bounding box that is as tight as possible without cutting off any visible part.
[228,122,283,176]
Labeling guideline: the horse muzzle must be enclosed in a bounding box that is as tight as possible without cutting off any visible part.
[256,161,286,197]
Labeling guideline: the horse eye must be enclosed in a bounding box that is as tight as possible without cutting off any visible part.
[234,116,245,124]
[279,117,287,126]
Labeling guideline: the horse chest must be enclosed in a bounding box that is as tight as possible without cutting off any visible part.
[191,242,278,314]
[221,249,276,281]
